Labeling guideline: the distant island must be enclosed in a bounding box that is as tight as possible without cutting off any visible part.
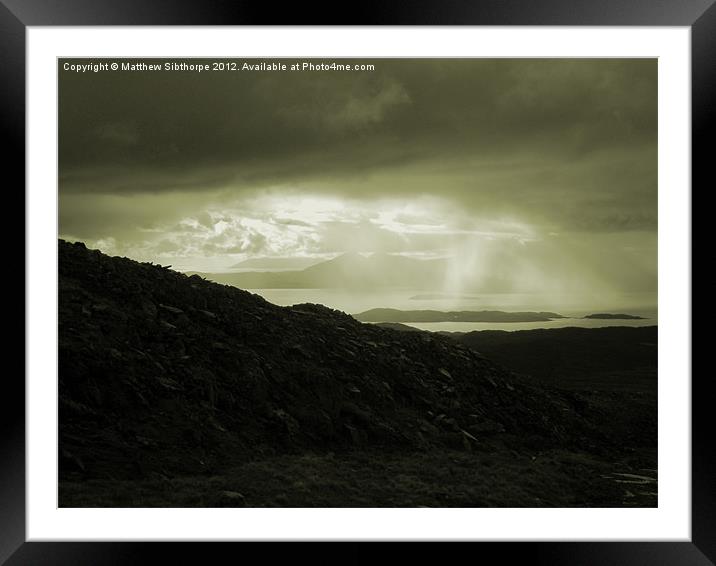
[409,293,477,301]
[584,313,646,320]
[375,322,425,332]
[355,308,566,323]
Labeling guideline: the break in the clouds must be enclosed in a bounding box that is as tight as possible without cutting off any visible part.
[59,58,657,293]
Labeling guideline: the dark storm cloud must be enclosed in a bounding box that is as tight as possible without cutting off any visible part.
[58,58,657,288]
[59,59,656,229]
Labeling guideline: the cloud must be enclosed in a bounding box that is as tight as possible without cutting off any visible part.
[95,122,140,145]
[58,58,657,292]
[330,79,411,130]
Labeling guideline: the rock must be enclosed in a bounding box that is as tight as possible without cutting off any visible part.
[60,447,85,472]
[271,409,300,439]
[60,397,96,416]
[442,432,468,451]
[419,420,439,436]
[612,473,657,482]
[216,491,246,507]
[467,420,506,435]
[136,435,157,447]
[289,344,310,359]
[108,348,123,360]
[141,300,158,318]
[438,368,452,381]
[159,304,184,314]
[344,423,365,445]
[460,429,480,451]
[155,375,183,391]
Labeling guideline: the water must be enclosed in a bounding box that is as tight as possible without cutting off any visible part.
[248,288,658,331]
[401,317,656,333]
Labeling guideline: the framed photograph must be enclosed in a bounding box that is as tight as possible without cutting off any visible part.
[7,1,707,564]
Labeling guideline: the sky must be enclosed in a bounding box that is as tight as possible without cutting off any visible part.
[58,58,657,297]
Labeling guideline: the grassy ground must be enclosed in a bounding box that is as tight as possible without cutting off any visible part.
[59,443,656,508]
[59,384,657,508]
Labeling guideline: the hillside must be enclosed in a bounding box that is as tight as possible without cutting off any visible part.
[452,326,657,391]
[58,240,657,507]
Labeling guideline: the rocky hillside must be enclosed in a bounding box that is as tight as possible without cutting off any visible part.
[59,240,616,484]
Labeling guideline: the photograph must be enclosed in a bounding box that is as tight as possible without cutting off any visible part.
[57,57,659,508]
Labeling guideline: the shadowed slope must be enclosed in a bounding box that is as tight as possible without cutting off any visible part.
[59,240,591,480]
[58,240,656,507]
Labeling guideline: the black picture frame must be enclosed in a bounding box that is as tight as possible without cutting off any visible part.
[5,1,708,564]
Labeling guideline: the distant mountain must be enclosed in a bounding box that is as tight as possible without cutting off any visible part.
[409,293,477,301]
[187,270,308,289]
[195,251,565,292]
[192,252,450,289]
[584,313,646,320]
[356,308,566,323]
[230,256,322,270]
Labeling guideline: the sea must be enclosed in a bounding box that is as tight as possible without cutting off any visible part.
[246,288,658,332]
